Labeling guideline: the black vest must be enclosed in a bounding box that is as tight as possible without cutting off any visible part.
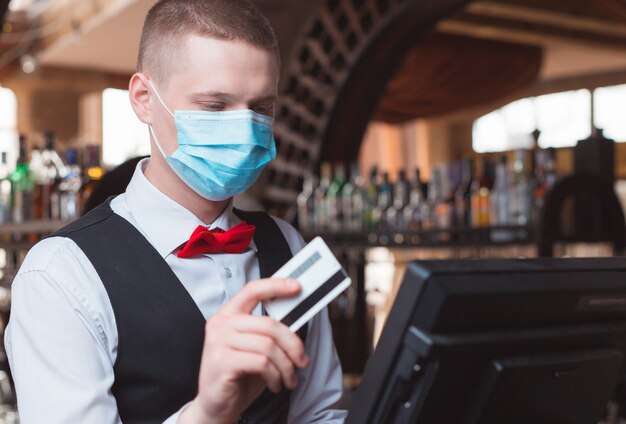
[50,200,306,424]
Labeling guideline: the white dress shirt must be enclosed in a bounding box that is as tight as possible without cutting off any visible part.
[5,159,347,423]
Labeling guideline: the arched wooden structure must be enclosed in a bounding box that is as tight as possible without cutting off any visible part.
[262,0,471,217]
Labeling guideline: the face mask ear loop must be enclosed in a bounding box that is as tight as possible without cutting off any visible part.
[146,79,175,159]
[148,79,175,118]
[148,124,169,159]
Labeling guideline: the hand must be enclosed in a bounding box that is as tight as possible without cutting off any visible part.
[179,278,309,424]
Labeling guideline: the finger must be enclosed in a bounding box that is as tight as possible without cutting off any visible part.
[228,351,282,393]
[227,334,298,390]
[227,315,309,368]
[223,278,301,315]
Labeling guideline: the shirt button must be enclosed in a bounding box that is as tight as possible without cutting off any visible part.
[225,268,232,279]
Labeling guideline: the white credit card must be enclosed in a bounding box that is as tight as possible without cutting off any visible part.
[263,236,351,332]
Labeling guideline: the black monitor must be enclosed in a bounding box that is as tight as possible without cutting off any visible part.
[347,258,626,424]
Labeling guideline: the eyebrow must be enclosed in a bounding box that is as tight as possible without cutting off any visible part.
[190,91,279,102]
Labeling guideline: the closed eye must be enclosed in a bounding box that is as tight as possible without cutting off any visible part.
[252,103,275,116]
[199,102,225,111]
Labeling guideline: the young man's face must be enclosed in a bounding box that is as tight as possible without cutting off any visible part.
[148,34,280,155]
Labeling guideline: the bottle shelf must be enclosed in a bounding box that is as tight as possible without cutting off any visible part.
[301,225,536,248]
[0,220,69,238]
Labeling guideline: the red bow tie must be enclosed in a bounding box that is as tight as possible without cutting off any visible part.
[177,222,256,258]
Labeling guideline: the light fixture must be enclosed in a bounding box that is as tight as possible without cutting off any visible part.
[20,53,36,74]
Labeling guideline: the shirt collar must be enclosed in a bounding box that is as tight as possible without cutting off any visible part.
[123,159,258,258]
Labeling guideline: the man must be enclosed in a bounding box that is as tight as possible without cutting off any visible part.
[5,1,346,423]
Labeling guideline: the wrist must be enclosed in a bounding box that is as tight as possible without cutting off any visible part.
[178,398,219,424]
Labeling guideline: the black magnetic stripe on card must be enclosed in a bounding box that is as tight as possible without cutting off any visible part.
[289,251,322,279]
[281,269,348,327]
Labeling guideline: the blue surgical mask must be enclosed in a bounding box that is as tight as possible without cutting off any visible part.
[148,80,276,201]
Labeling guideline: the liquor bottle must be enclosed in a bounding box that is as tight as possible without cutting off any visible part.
[419,182,433,230]
[510,150,531,225]
[327,163,347,232]
[385,169,409,229]
[44,132,66,219]
[351,165,366,232]
[29,145,43,219]
[470,157,493,228]
[490,155,515,242]
[409,168,427,200]
[10,136,35,223]
[402,179,423,230]
[59,148,82,221]
[341,162,363,231]
[340,166,354,230]
[397,169,410,207]
[420,168,451,231]
[313,162,332,231]
[363,166,379,230]
[372,171,391,229]
[420,171,440,231]
[454,158,473,229]
[33,131,66,219]
[80,145,105,214]
[297,174,317,232]
[29,146,42,175]
[544,148,557,189]
[490,156,510,226]
[0,152,10,223]
[533,148,557,223]
[433,168,453,230]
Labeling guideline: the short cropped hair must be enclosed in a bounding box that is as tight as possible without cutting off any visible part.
[137,0,279,83]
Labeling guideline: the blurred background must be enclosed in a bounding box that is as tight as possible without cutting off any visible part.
[1,0,626,421]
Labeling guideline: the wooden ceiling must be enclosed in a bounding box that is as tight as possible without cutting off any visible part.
[0,0,625,82]
[367,0,626,124]
[439,0,626,52]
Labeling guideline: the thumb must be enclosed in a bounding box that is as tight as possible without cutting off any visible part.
[222,278,301,314]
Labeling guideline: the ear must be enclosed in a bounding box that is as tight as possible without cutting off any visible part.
[129,73,152,125]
